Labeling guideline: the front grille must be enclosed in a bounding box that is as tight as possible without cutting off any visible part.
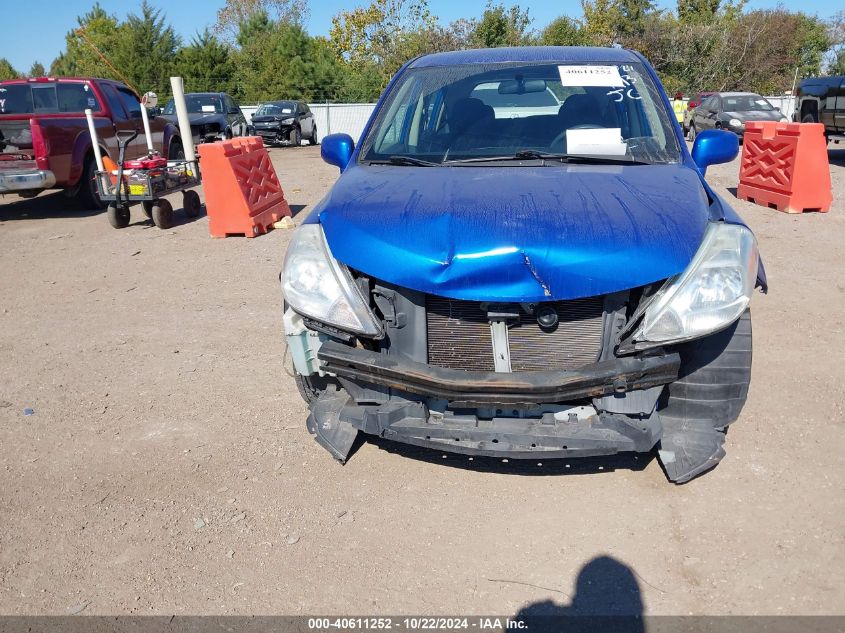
[426,296,605,372]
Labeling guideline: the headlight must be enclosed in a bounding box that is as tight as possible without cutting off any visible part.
[281,117,295,123]
[632,222,758,346]
[282,224,383,337]
[729,118,743,127]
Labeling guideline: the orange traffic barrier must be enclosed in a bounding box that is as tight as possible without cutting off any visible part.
[197,137,292,237]
[737,122,831,214]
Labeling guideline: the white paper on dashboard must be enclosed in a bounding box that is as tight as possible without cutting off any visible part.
[201,105,216,113]
[558,65,624,88]
[566,128,627,156]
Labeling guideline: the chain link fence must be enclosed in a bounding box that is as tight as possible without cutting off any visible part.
[241,103,377,144]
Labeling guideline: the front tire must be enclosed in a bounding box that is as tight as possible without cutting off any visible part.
[151,199,174,229]
[183,190,201,218]
[168,140,184,160]
[309,125,318,145]
[107,203,130,229]
[290,126,301,147]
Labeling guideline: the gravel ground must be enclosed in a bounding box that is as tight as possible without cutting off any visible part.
[0,143,843,616]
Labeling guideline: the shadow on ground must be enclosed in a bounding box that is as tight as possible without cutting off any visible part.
[0,191,102,222]
[512,556,646,632]
[362,435,654,477]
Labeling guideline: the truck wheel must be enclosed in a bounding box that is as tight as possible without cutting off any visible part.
[290,126,301,147]
[151,199,174,229]
[309,125,318,146]
[168,140,184,160]
[183,190,201,218]
[75,154,107,210]
[107,203,130,229]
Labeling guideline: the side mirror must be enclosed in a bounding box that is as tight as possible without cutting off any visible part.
[229,108,240,115]
[321,133,355,171]
[691,129,739,176]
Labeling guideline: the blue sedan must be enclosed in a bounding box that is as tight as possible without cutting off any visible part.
[281,47,766,483]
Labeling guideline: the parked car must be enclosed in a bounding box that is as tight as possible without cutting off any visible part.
[281,47,767,483]
[793,75,845,141]
[0,77,182,208]
[161,92,247,144]
[249,100,317,146]
[687,91,788,141]
[682,90,715,133]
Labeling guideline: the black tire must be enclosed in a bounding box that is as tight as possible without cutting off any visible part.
[183,190,201,218]
[168,140,184,160]
[107,203,130,229]
[142,200,154,219]
[309,125,318,146]
[75,154,107,210]
[802,114,816,124]
[225,128,233,140]
[687,123,697,142]
[290,126,301,147]
[151,198,174,229]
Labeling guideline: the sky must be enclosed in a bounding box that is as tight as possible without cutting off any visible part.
[3,0,839,72]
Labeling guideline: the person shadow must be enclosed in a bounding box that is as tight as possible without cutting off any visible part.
[513,556,645,633]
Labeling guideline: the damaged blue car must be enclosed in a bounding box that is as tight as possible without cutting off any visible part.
[281,47,766,483]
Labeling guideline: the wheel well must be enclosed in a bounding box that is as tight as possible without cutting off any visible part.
[167,136,183,158]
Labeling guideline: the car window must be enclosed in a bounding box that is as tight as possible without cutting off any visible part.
[0,82,101,114]
[256,102,296,116]
[360,61,679,164]
[116,87,141,119]
[101,85,127,119]
[164,95,223,115]
[722,95,774,111]
[58,82,101,112]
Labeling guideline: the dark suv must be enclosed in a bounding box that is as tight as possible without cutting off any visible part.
[249,100,317,146]
[794,75,845,141]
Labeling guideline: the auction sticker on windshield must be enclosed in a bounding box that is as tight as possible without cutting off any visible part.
[558,65,624,87]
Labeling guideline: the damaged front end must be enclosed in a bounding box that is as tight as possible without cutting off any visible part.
[282,222,759,484]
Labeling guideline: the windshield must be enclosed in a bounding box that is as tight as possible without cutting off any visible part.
[359,61,680,165]
[723,95,774,112]
[256,102,297,116]
[0,82,101,115]
[163,95,222,115]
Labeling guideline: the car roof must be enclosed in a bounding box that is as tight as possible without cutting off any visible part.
[409,46,641,68]
[715,92,762,97]
[184,92,226,97]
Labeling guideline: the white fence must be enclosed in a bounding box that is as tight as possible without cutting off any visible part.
[241,95,794,144]
[241,103,377,143]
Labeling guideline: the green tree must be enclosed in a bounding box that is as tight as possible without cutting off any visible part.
[0,58,19,81]
[28,61,46,77]
[215,0,308,41]
[677,0,720,24]
[49,4,121,79]
[540,16,589,45]
[112,1,181,96]
[174,30,235,94]
[470,2,532,48]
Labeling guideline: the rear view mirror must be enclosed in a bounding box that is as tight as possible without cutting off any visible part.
[498,79,547,95]
[321,133,355,171]
[691,129,739,176]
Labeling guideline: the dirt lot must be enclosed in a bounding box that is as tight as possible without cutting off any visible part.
[1,143,844,617]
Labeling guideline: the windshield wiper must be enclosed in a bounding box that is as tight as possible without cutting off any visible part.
[367,155,440,167]
[443,151,651,165]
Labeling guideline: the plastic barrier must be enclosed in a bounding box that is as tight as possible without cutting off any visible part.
[197,137,292,237]
[737,122,832,214]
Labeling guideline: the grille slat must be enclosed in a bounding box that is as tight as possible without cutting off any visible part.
[426,296,604,372]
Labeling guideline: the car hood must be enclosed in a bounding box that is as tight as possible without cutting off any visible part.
[317,164,710,302]
[726,110,783,122]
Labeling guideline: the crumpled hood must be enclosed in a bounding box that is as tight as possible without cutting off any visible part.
[318,164,710,302]
[252,115,294,123]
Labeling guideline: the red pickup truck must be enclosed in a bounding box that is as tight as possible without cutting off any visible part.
[0,77,182,208]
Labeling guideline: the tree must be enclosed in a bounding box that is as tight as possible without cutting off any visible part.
[581,0,624,46]
[470,2,532,48]
[111,1,181,96]
[215,0,308,41]
[174,30,235,94]
[29,62,46,78]
[49,4,121,79]
[540,16,589,46]
[678,0,720,24]
[0,58,19,81]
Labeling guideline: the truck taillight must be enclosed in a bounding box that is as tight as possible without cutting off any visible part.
[30,118,50,170]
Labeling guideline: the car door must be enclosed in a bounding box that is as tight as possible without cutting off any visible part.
[693,96,711,130]
[299,102,313,137]
[702,95,721,130]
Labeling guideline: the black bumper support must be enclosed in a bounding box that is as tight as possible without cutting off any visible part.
[317,341,680,406]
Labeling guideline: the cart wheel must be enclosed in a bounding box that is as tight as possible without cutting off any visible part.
[151,199,174,229]
[183,190,201,219]
[142,200,154,219]
[107,203,130,229]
